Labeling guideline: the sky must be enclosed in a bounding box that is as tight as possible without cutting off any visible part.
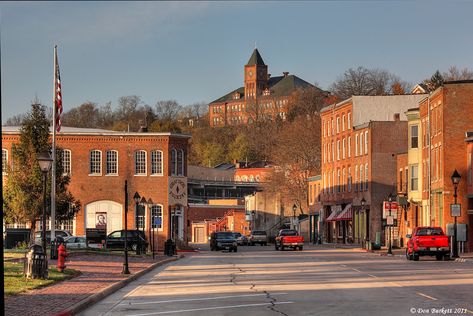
[1,1,473,123]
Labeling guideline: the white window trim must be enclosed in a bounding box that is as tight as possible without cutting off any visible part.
[348,136,351,158]
[364,131,368,155]
[171,148,178,176]
[89,150,102,176]
[365,163,369,190]
[151,150,164,176]
[105,150,119,176]
[62,149,72,176]
[355,135,358,156]
[150,204,164,231]
[359,133,363,156]
[134,150,147,176]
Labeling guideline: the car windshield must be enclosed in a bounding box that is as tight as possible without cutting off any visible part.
[252,231,266,235]
[233,233,242,237]
[280,230,298,236]
[417,228,443,236]
[216,232,234,239]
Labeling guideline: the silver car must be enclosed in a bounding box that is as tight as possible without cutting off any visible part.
[64,236,87,248]
[249,230,268,246]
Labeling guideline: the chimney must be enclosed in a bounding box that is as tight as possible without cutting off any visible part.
[283,72,289,77]
[267,73,271,79]
[393,113,400,121]
[138,120,148,132]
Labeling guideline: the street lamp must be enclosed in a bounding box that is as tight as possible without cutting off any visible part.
[122,181,130,275]
[387,194,393,255]
[292,204,297,230]
[140,196,147,255]
[133,192,142,255]
[360,198,366,246]
[37,151,53,257]
[451,169,461,258]
[147,198,155,259]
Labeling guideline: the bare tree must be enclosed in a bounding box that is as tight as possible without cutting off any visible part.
[442,66,473,81]
[155,100,182,121]
[4,114,27,126]
[61,102,100,128]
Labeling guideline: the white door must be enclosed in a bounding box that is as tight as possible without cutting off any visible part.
[85,201,123,235]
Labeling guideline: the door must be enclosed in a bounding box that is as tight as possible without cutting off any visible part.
[85,201,123,235]
[194,227,205,243]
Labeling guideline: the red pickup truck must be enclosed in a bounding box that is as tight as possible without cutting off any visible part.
[406,226,450,261]
[275,229,304,251]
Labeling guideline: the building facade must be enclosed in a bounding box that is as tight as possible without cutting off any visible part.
[208,49,323,127]
[2,126,190,249]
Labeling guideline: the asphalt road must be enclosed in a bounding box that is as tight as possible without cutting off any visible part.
[79,244,473,316]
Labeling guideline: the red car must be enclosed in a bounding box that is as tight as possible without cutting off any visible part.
[275,229,304,251]
[406,226,450,261]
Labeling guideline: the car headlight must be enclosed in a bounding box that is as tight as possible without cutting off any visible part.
[217,242,222,247]
[233,242,237,246]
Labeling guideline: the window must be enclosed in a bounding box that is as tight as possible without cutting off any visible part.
[355,134,358,156]
[151,205,163,229]
[331,119,334,135]
[337,140,340,160]
[171,149,177,175]
[177,149,185,176]
[342,168,346,192]
[135,150,147,175]
[337,169,341,193]
[411,125,419,149]
[359,164,363,192]
[399,169,403,192]
[342,114,346,131]
[348,112,351,130]
[136,204,145,230]
[359,133,363,156]
[348,136,351,157]
[106,150,118,175]
[468,152,472,185]
[410,165,419,191]
[364,131,368,155]
[323,121,326,138]
[62,149,71,175]
[151,150,163,175]
[332,171,335,194]
[89,150,102,175]
[342,138,346,159]
[332,142,335,162]
[365,163,368,190]
[337,117,340,133]
[348,167,352,192]
[2,149,8,174]
[355,165,358,192]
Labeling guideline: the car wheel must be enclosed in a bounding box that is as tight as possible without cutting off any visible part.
[405,249,411,260]
[413,252,419,261]
[299,246,303,251]
[234,247,238,253]
[436,254,443,261]
[275,244,279,250]
[444,254,451,261]
[131,243,137,251]
[280,245,284,251]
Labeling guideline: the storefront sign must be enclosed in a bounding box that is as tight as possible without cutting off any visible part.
[168,177,188,206]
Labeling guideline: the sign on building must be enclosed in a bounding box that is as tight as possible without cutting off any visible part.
[168,177,188,206]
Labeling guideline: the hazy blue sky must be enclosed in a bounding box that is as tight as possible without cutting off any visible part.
[1,1,472,123]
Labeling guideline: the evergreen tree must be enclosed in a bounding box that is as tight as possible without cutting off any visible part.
[3,103,80,244]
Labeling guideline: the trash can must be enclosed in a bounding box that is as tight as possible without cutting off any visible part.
[24,244,48,279]
[164,239,176,256]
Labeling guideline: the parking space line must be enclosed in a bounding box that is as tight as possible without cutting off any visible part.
[119,292,288,305]
[416,292,437,301]
[128,301,294,315]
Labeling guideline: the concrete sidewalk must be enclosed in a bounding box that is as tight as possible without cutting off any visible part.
[5,253,180,316]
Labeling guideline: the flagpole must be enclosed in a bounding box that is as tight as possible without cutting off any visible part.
[51,45,57,243]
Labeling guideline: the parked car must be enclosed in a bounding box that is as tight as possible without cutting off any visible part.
[210,231,238,252]
[406,226,450,261]
[275,229,304,251]
[64,236,87,248]
[232,232,248,246]
[105,230,148,251]
[34,230,72,244]
[249,230,268,246]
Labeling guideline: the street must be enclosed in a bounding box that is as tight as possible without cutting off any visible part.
[80,245,473,316]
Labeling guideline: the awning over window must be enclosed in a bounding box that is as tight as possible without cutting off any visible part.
[336,204,352,221]
[326,205,342,222]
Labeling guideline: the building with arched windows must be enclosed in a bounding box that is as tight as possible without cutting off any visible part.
[2,126,190,249]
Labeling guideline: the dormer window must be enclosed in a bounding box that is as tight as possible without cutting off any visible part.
[233,92,240,100]
[263,88,271,96]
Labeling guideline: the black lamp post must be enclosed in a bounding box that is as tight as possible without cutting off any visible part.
[133,192,141,254]
[140,196,147,254]
[360,197,366,246]
[147,198,155,259]
[292,204,297,230]
[37,151,53,257]
[387,194,393,255]
[451,169,461,258]
[122,181,130,274]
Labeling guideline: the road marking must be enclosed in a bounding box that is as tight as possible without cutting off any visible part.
[416,292,437,301]
[128,301,294,315]
[367,274,378,278]
[119,292,288,305]
[352,268,362,273]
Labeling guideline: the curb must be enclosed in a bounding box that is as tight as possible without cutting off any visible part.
[53,255,182,316]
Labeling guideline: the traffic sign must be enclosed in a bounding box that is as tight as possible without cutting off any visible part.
[450,204,461,217]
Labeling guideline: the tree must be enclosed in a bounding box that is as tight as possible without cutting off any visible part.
[286,86,332,120]
[155,100,182,122]
[442,66,473,81]
[4,113,26,126]
[3,103,81,244]
[423,70,444,91]
[330,66,410,99]
[61,102,100,128]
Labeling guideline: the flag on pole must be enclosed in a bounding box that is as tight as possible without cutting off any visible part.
[55,48,62,132]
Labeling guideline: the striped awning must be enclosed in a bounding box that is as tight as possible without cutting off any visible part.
[336,204,353,221]
[326,210,339,221]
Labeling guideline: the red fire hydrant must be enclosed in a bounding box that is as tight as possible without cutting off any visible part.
[57,243,68,272]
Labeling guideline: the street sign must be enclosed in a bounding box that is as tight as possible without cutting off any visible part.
[383,201,398,218]
[387,216,394,225]
[154,217,162,226]
[450,204,461,217]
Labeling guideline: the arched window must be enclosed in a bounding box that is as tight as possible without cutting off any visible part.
[134,150,147,175]
[177,149,185,176]
[151,150,163,175]
[359,164,363,192]
[365,163,369,190]
[171,149,177,176]
[242,175,248,182]
[2,149,8,174]
[365,131,369,155]
[151,204,163,230]
[62,149,71,175]
[106,150,118,175]
[89,150,102,175]
[255,175,260,182]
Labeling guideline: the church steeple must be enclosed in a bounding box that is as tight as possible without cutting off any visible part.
[244,49,268,99]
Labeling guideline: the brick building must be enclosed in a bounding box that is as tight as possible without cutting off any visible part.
[307,175,323,243]
[2,126,190,249]
[466,132,473,246]
[419,81,473,252]
[208,49,323,127]
[320,95,426,246]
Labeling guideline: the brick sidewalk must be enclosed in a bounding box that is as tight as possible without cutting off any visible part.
[5,254,174,316]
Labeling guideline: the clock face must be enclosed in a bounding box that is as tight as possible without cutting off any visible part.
[248,70,253,77]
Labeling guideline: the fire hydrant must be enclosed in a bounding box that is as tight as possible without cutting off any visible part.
[57,243,68,272]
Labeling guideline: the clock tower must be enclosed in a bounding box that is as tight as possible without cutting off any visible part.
[244,48,268,99]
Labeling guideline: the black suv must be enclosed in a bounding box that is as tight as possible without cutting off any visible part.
[105,230,148,251]
[210,231,238,252]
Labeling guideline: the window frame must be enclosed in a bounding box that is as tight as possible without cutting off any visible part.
[151,150,164,176]
[150,204,164,231]
[89,150,102,175]
[62,149,71,176]
[2,148,8,174]
[105,150,118,175]
[410,164,419,191]
[171,148,177,176]
[410,125,419,149]
[364,131,368,155]
[134,150,147,176]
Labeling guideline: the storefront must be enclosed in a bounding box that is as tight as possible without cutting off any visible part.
[325,204,353,244]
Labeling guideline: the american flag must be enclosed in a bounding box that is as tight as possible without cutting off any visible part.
[55,48,62,132]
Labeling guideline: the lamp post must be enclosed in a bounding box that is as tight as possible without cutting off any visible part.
[140,196,147,254]
[292,204,297,230]
[122,181,130,274]
[37,151,53,257]
[451,170,461,258]
[133,192,141,254]
[360,197,366,246]
[147,198,155,259]
[387,194,393,255]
